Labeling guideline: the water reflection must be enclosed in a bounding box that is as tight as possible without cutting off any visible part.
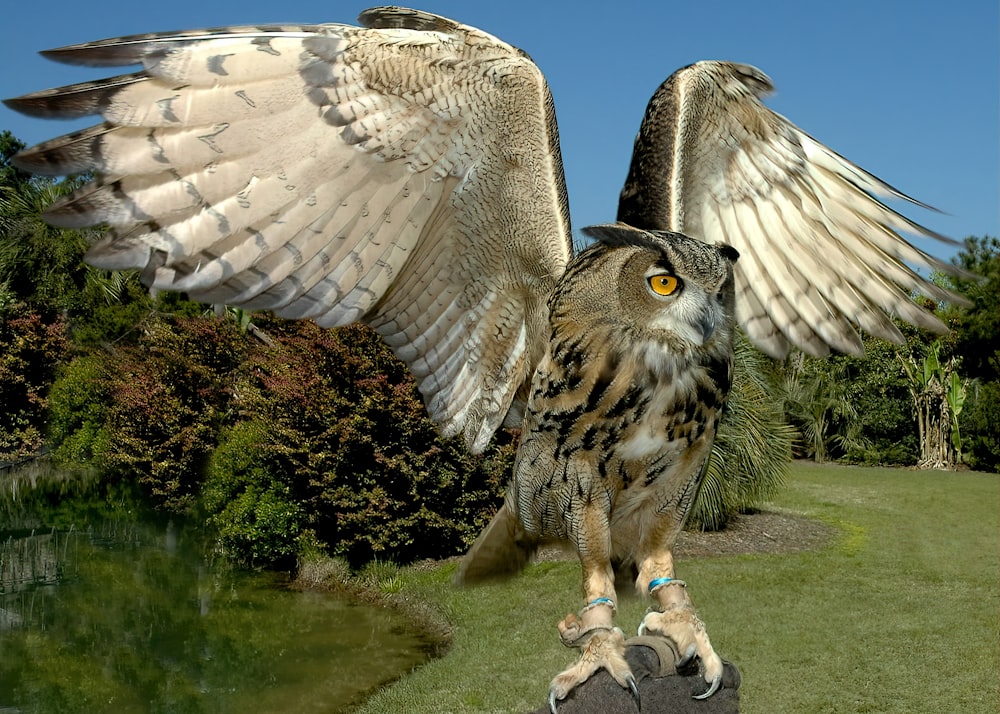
[0,465,431,713]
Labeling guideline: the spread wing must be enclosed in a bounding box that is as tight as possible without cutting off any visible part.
[618,60,965,359]
[5,7,572,452]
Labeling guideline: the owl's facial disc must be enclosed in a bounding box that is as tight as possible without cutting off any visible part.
[667,300,719,346]
[646,281,722,346]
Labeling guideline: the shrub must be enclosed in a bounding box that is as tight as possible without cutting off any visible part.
[99,317,245,510]
[47,354,111,465]
[47,314,246,510]
[202,419,305,567]
[203,320,513,568]
[961,379,1000,473]
[0,304,69,459]
[47,314,513,566]
[841,338,920,466]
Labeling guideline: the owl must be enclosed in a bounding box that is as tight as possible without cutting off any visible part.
[457,224,740,704]
[5,6,962,709]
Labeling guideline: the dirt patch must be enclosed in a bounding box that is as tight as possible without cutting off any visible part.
[533,509,836,563]
[674,510,836,558]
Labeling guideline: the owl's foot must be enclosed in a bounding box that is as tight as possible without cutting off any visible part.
[548,616,639,713]
[638,602,723,699]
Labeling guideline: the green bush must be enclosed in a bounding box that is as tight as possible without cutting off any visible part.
[203,320,514,568]
[202,419,305,567]
[47,354,111,465]
[47,314,245,510]
[0,304,69,459]
[841,337,920,466]
[961,379,1000,473]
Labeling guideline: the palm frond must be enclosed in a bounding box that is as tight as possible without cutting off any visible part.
[691,331,793,530]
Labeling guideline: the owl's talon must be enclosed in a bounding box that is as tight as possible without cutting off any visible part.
[693,671,722,700]
[626,673,641,710]
[549,626,633,708]
[639,605,724,699]
[676,642,697,669]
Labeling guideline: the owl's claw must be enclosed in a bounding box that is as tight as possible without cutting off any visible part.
[639,607,724,699]
[548,624,637,710]
[547,672,640,713]
[693,671,723,700]
[676,642,697,670]
[626,673,641,708]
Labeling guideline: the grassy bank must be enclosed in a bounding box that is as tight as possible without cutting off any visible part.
[351,463,999,713]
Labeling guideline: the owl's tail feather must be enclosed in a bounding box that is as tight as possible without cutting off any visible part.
[455,504,538,585]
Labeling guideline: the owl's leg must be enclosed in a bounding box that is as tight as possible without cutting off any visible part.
[635,545,724,699]
[548,505,639,712]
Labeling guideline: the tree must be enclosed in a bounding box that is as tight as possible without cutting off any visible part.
[1,130,143,337]
[960,379,1000,472]
[0,130,32,190]
[937,236,1000,472]
[943,236,1000,383]
[0,156,95,321]
[691,332,793,529]
[899,339,966,469]
[781,351,868,463]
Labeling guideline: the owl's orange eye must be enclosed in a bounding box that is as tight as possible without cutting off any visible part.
[648,274,680,296]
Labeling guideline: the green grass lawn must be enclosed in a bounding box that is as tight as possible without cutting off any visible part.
[355,463,999,713]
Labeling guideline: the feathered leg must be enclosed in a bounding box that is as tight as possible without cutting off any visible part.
[635,535,723,699]
[549,502,639,712]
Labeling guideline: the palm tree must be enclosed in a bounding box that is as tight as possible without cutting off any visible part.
[782,352,867,463]
[0,154,93,318]
[691,332,794,530]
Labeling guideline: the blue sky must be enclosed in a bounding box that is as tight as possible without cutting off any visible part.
[2,0,996,264]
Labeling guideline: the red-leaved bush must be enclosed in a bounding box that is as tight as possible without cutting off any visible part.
[0,304,69,460]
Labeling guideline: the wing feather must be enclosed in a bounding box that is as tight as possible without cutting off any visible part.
[618,60,967,358]
[6,8,572,452]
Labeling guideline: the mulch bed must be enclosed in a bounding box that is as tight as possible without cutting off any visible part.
[531,509,837,564]
[675,510,836,558]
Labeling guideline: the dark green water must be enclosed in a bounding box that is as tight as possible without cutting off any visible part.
[0,466,431,713]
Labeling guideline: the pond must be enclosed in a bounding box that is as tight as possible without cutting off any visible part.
[0,464,433,713]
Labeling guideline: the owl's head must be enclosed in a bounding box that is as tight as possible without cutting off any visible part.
[551,223,739,353]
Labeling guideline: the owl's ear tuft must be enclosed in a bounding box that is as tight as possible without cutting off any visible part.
[582,222,688,252]
[582,223,703,255]
[717,243,740,263]
[581,222,648,247]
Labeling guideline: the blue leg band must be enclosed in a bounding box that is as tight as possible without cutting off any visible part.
[648,577,674,593]
[648,576,687,594]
